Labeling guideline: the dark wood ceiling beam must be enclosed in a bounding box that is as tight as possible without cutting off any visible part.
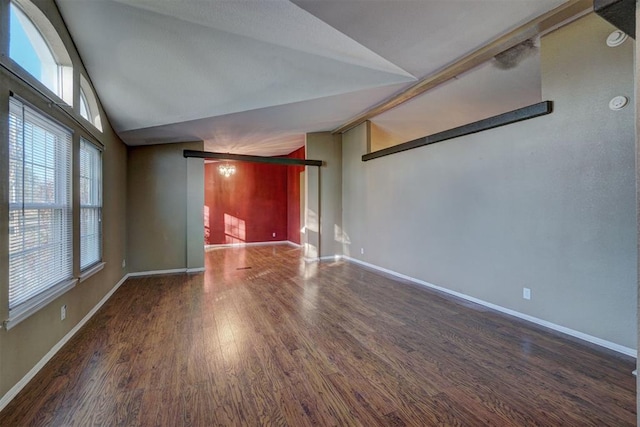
[332,0,592,135]
[362,101,552,162]
[183,150,323,167]
[594,0,635,39]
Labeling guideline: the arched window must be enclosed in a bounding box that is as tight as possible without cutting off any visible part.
[9,0,73,105]
[80,75,103,132]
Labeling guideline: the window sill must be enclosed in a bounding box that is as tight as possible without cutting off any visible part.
[4,278,78,330]
[79,262,106,283]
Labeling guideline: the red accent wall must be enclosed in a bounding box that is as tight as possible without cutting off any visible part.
[204,147,304,245]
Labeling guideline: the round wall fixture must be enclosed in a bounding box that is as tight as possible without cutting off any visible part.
[609,96,629,111]
[606,30,628,47]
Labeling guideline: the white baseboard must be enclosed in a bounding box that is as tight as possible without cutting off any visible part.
[303,254,342,263]
[0,273,130,413]
[205,241,289,250]
[127,268,189,277]
[319,255,342,262]
[204,241,301,250]
[128,266,207,277]
[342,255,637,358]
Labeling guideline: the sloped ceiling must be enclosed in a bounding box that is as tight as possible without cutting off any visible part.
[55,0,566,156]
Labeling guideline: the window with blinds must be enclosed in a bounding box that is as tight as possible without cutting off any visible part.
[8,97,73,321]
[80,138,102,270]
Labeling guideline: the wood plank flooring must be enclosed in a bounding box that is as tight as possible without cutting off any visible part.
[0,245,636,426]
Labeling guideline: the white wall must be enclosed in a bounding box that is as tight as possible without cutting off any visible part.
[342,14,637,349]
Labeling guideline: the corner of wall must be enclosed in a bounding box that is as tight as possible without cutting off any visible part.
[126,141,204,273]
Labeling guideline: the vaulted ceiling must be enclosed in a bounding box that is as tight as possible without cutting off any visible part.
[56,0,567,156]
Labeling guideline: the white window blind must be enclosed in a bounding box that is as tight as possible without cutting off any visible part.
[8,97,73,316]
[80,138,102,270]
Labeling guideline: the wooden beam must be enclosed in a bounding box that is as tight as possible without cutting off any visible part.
[183,150,323,167]
[594,0,635,39]
[333,0,592,135]
[362,101,552,162]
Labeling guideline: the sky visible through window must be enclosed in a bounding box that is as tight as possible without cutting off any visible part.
[10,4,42,79]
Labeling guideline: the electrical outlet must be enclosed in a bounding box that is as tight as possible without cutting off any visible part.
[360,247,364,255]
[122,259,126,268]
[523,288,531,300]
[61,305,67,320]
[272,232,276,237]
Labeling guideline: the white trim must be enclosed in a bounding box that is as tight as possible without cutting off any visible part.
[319,255,342,262]
[5,278,78,330]
[205,241,290,250]
[0,273,129,413]
[304,254,343,263]
[342,255,637,358]
[127,266,207,277]
[286,241,303,248]
[79,262,106,283]
[127,268,189,277]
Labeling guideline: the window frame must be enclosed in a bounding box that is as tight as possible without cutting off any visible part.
[8,0,74,106]
[79,75,103,132]
[6,96,76,330]
[79,88,90,122]
[79,137,103,275]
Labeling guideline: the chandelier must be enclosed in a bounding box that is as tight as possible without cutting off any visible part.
[218,164,236,177]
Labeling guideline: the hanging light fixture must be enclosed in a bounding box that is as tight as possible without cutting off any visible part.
[218,163,236,177]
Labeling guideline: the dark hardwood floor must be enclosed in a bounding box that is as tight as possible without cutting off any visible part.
[0,245,636,426]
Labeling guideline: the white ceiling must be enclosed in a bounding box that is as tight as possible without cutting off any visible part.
[55,0,566,156]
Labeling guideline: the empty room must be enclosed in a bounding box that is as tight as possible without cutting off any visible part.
[0,0,638,425]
